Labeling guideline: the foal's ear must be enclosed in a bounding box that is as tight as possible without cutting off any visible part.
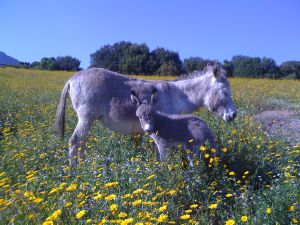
[150,88,158,105]
[130,90,141,106]
[212,64,221,78]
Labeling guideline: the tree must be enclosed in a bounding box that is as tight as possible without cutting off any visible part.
[90,44,120,71]
[152,47,182,75]
[158,61,181,76]
[183,57,216,74]
[39,57,58,70]
[223,60,234,77]
[231,55,263,77]
[91,41,150,74]
[280,61,300,79]
[260,57,280,78]
[56,56,81,71]
[90,42,182,75]
[118,43,150,74]
[30,61,40,69]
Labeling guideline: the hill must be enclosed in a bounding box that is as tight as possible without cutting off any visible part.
[0,51,20,66]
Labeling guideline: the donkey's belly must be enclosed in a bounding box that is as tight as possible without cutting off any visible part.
[101,97,143,134]
[101,117,143,134]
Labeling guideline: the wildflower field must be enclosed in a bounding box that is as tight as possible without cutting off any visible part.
[0,67,299,225]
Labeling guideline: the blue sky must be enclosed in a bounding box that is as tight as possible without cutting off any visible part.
[1,0,299,69]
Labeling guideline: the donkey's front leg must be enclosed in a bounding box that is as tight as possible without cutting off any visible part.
[157,144,169,162]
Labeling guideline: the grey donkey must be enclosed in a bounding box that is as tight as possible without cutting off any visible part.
[55,64,235,167]
[131,88,217,165]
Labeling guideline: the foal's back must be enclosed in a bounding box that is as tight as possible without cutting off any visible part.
[155,112,212,144]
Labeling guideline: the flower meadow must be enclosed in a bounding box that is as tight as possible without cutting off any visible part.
[0,68,299,225]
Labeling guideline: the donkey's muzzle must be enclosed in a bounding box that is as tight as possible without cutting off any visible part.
[223,110,237,122]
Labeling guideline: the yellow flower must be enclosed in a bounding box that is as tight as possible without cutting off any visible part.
[98,218,107,225]
[132,188,148,195]
[105,194,116,201]
[118,212,128,218]
[86,219,92,223]
[138,211,151,219]
[76,210,86,219]
[289,205,295,211]
[292,217,298,223]
[200,146,206,151]
[180,214,190,220]
[104,181,119,189]
[225,219,235,225]
[132,199,142,206]
[168,189,176,196]
[46,209,62,221]
[65,202,72,207]
[229,171,235,176]
[120,218,134,225]
[48,187,60,195]
[66,183,77,192]
[208,203,218,209]
[33,197,43,204]
[241,216,248,222]
[28,213,35,220]
[110,204,118,212]
[190,203,199,209]
[159,205,167,211]
[222,148,228,153]
[204,153,210,158]
[146,174,155,180]
[266,208,272,214]
[42,221,54,225]
[94,193,103,201]
[157,214,168,222]
[226,193,233,198]
[122,193,132,199]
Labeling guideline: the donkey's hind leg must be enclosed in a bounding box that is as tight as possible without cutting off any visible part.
[69,118,92,168]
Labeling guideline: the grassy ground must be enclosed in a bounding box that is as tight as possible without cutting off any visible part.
[0,68,299,225]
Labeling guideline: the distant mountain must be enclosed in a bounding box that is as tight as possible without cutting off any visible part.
[0,51,20,66]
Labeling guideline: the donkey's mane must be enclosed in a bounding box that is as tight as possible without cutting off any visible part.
[177,64,227,81]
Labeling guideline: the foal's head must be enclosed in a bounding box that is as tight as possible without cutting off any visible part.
[131,88,158,133]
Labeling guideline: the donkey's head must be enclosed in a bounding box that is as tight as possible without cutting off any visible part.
[204,64,237,122]
[131,88,158,133]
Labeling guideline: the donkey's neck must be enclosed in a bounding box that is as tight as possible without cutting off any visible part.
[170,75,212,113]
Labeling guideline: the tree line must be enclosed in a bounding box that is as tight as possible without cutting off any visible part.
[20,41,300,79]
[20,56,81,71]
[90,41,300,79]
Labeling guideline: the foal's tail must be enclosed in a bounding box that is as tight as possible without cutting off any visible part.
[55,81,70,138]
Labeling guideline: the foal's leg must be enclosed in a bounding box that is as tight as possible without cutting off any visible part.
[184,143,192,167]
[69,119,92,168]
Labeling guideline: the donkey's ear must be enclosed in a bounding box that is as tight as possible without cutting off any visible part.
[150,88,158,105]
[130,90,141,106]
[212,64,221,78]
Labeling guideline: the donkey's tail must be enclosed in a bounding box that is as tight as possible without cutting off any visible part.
[55,81,70,138]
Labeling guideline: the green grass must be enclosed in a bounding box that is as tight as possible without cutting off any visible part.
[0,68,299,225]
